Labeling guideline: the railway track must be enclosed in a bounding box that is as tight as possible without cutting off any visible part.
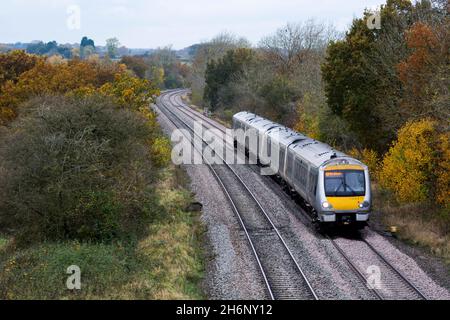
[168,90,228,134]
[328,236,427,300]
[158,89,428,301]
[157,91,319,300]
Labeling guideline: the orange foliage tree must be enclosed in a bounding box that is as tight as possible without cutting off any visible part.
[396,21,449,122]
[0,50,42,87]
[0,56,127,124]
[0,51,43,123]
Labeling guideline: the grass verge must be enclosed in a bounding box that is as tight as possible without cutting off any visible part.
[373,183,450,265]
[0,165,204,300]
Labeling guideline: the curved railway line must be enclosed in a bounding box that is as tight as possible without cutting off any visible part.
[156,89,428,300]
[157,90,319,300]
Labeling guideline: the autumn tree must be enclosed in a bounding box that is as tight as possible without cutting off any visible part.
[322,0,446,151]
[379,118,449,208]
[0,50,41,87]
[142,46,190,89]
[99,73,160,111]
[0,56,126,124]
[0,51,43,122]
[203,48,255,110]
[397,21,449,124]
[121,56,149,78]
[0,50,169,246]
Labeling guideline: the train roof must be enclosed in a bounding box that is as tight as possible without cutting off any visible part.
[234,111,355,168]
[289,140,347,168]
[266,127,307,147]
[233,111,258,123]
[234,111,280,131]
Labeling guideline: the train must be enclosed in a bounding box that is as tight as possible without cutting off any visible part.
[232,111,371,229]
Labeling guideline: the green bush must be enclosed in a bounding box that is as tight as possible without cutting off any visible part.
[0,95,162,244]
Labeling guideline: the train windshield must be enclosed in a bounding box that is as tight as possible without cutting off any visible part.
[325,170,365,197]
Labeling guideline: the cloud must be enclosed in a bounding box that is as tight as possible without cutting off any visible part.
[1,0,387,48]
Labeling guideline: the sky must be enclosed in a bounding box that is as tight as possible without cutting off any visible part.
[0,0,387,49]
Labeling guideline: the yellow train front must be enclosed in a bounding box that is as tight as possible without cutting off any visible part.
[315,159,371,229]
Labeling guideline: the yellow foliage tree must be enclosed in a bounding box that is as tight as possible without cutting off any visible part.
[150,136,172,168]
[379,118,448,205]
[436,132,450,208]
[99,73,160,111]
[0,50,42,87]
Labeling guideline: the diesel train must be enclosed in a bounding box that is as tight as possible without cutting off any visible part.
[232,111,371,229]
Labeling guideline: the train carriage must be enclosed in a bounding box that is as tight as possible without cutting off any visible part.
[266,127,306,179]
[233,111,371,229]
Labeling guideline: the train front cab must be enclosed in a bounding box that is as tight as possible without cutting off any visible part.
[316,160,371,229]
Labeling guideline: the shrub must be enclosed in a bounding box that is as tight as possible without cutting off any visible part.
[378,118,446,205]
[0,96,163,244]
[0,167,204,300]
[150,137,172,168]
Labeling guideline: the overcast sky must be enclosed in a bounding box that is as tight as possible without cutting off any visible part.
[1,0,387,49]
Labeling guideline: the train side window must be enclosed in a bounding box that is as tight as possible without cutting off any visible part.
[297,161,308,187]
[279,147,285,173]
[308,170,317,196]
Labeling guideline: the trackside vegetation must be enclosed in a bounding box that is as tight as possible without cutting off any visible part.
[0,166,204,299]
[0,53,204,299]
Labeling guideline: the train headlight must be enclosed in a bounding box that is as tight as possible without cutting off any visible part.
[359,201,370,208]
[322,201,332,209]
